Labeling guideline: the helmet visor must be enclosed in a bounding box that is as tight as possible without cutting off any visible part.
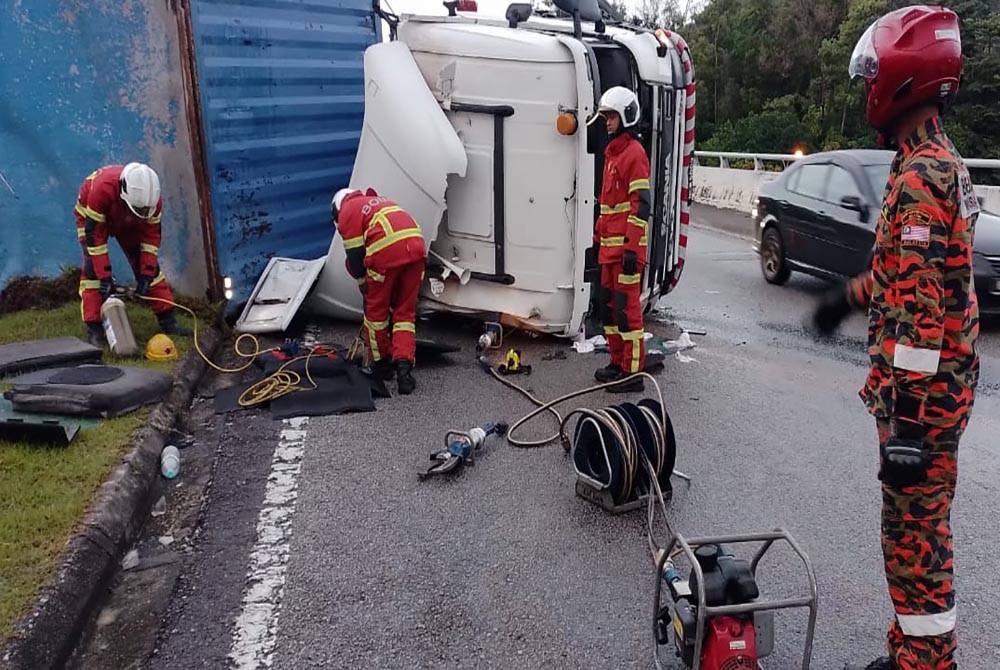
[849,20,879,81]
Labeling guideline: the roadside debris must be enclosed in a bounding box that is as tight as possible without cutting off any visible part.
[160,446,180,479]
[151,496,167,518]
[158,536,174,547]
[675,351,698,364]
[541,350,568,361]
[121,549,140,571]
[572,335,608,354]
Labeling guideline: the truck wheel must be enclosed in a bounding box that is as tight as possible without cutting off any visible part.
[760,226,791,285]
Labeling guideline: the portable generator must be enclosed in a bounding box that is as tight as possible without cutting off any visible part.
[652,529,818,670]
[659,544,762,669]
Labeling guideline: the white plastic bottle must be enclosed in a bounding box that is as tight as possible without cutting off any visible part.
[160,445,180,479]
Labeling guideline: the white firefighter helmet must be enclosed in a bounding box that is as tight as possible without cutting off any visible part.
[588,86,640,128]
[119,163,160,219]
[331,187,359,224]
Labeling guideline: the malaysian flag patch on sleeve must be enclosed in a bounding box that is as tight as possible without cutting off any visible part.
[900,211,931,248]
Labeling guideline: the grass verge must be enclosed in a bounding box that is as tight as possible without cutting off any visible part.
[0,301,194,639]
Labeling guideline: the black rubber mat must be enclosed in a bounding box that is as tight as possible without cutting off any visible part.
[214,357,377,418]
[0,417,79,446]
[270,363,374,419]
[48,365,124,386]
[0,337,102,378]
[7,366,172,418]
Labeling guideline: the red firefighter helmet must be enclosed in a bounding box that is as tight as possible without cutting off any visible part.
[849,5,962,131]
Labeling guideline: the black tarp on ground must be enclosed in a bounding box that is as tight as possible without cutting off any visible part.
[0,337,102,378]
[5,365,172,418]
[213,355,376,418]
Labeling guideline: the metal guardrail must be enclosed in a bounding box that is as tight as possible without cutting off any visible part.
[695,150,1000,172]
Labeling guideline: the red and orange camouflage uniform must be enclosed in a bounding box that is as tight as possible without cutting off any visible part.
[844,116,979,669]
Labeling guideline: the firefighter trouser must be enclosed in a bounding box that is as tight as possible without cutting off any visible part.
[876,419,962,670]
[599,262,644,373]
[362,259,423,364]
[79,239,173,323]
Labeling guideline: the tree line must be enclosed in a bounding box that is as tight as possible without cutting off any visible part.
[606,0,998,162]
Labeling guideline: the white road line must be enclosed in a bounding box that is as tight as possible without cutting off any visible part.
[228,416,309,669]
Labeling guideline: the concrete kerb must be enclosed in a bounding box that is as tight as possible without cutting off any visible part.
[1,328,223,670]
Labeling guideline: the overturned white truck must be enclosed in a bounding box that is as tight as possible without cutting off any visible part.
[247,0,695,337]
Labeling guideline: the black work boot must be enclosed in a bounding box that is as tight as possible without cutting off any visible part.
[157,310,193,337]
[370,359,394,381]
[605,369,644,394]
[86,322,107,349]
[594,362,622,383]
[395,360,416,395]
[843,657,895,670]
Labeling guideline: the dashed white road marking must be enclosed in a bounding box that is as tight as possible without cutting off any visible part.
[228,416,309,669]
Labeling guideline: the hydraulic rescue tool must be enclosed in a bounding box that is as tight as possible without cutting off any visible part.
[418,422,509,480]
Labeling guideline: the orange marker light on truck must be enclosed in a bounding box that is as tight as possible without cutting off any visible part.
[556,112,578,135]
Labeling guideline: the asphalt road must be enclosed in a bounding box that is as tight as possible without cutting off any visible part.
[77,205,1000,669]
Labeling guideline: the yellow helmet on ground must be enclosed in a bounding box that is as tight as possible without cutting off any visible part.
[146,333,178,362]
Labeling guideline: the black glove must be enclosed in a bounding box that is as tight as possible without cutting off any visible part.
[622,251,638,276]
[812,285,852,335]
[136,276,152,297]
[879,420,928,488]
[99,279,113,301]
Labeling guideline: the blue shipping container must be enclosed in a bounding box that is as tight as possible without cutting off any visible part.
[0,1,206,297]
[188,0,381,307]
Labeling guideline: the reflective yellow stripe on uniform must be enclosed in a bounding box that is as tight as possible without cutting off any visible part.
[369,207,403,238]
[79,279,101,291]
[604,326,620,335]
[140,243,159,256]
[149,215,161,225]
[87,244,109,256]
[629,179,650,193]
[366,268,385,283]
[621,329,644,372]
[364,316,389,331]
[600,236,625,247]
[639,236,648,247]
[150,273,167,287]
[75,203,106,223]
[628,216,647,231]
[343,235,365,250]
[76,227,86,240]
[600,202,631,215]
[363,317,387,361]
[366,228,423,256]
[393,322,415,333]
[617,273,641,285]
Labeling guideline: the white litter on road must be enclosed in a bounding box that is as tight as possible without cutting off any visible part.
[675,351,698,364]
[229,417,309,669]
[572,335,607,354]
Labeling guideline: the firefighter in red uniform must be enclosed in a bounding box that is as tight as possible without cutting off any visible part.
[588,86,651,393]
[811,7,978,669]
[331,188,426,395]
[75,163,191,348]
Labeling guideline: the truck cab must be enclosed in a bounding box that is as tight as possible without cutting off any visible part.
[306,0,695,336]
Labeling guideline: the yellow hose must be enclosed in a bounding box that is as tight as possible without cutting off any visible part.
[135,294,320,407]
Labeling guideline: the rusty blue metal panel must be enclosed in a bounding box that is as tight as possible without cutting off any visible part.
[188,0,379,308]
[0,2,206,297]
